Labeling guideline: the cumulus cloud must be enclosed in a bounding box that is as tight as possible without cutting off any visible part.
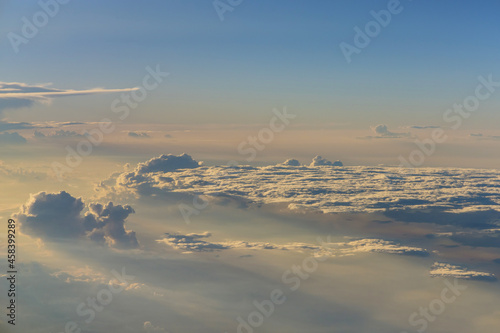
[310,155,343,167]
[0,131,26,145]
[87,202,138,248]
[282,158,301,166]
[0,81,138,114]
[135,153,201,174]
[430,262,497,281]
[128,131,151,138]
[15,191,138,248]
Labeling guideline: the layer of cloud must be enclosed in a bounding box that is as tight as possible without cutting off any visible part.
[33,129,84,138]
[101,155,500,220]
[430,262,497,281]
[15,191,138,248]
[157,232,428,257]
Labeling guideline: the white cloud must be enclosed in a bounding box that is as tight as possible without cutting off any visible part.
[309,155,343,167]
[0,81,138,114]
[100,154,500,218]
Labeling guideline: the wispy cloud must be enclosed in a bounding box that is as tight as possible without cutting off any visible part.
[430,262,497,281]
[0,81,138,114]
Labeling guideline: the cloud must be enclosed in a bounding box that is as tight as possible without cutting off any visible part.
[469,133,500,141]
[0,121,45,131]
[361,124,410,139]
[157,232,428,257]
[407,125,441,129]
[135,153,201,174]
[310,155,343,167]
[430,262,497,281]
[157,232,229,252]
[33,129,84,139]
[144,321,166,332]
[0,81,138,114]
[282,158,301,166]
[15,191,138,248]
[100,156,500,219]
[335,239,429,257]
[0,131,26,145]
[0,162,47,181]
[128,131,151,138]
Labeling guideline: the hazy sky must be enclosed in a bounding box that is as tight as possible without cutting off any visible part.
[2,2,500,333]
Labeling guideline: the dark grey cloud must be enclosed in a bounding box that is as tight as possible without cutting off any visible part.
[408,125,441,129]
[360,124,411,139]
[33,129,84,139]
[0,131,26,145]
[282,158,301,166]
[128,131,151,138]
[88,202,138,249]
[15,191,138,248]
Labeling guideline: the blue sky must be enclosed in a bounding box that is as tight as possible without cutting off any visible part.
[2,0,500,126]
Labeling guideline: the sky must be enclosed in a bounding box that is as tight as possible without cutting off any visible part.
[1,0,500,126]
[1,1,500,333]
